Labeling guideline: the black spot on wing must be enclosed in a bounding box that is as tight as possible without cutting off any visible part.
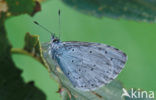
[91,68,94,71]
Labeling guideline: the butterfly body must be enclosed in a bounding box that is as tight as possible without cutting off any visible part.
[48,37,127,91]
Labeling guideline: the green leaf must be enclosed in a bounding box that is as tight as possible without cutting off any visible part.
[23,32,46,68]
[6,0,35,15]
[11,33,47,69]
[61,0,156,22]
[0,25,46,100]
[24,33,38,52]
[0,0,45,99]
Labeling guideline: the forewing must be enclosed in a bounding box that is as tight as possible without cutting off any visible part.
[55,41,127,91]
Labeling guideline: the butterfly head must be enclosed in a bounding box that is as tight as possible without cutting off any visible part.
[51,33,60,43]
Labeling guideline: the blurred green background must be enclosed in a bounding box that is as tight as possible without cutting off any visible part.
[5,0,156,100]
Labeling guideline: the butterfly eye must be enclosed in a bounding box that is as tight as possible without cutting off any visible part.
[53,39,59,43]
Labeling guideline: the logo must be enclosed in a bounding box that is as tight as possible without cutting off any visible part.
[121,88,154,99]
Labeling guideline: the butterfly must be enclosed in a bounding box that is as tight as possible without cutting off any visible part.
[34,12,127,91]
[41,34,127,91]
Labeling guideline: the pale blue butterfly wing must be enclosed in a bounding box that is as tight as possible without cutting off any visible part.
[49,41,127,91]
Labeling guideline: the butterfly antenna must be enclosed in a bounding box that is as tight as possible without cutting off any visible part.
[58,9,61,39]
[33,21,54,36]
